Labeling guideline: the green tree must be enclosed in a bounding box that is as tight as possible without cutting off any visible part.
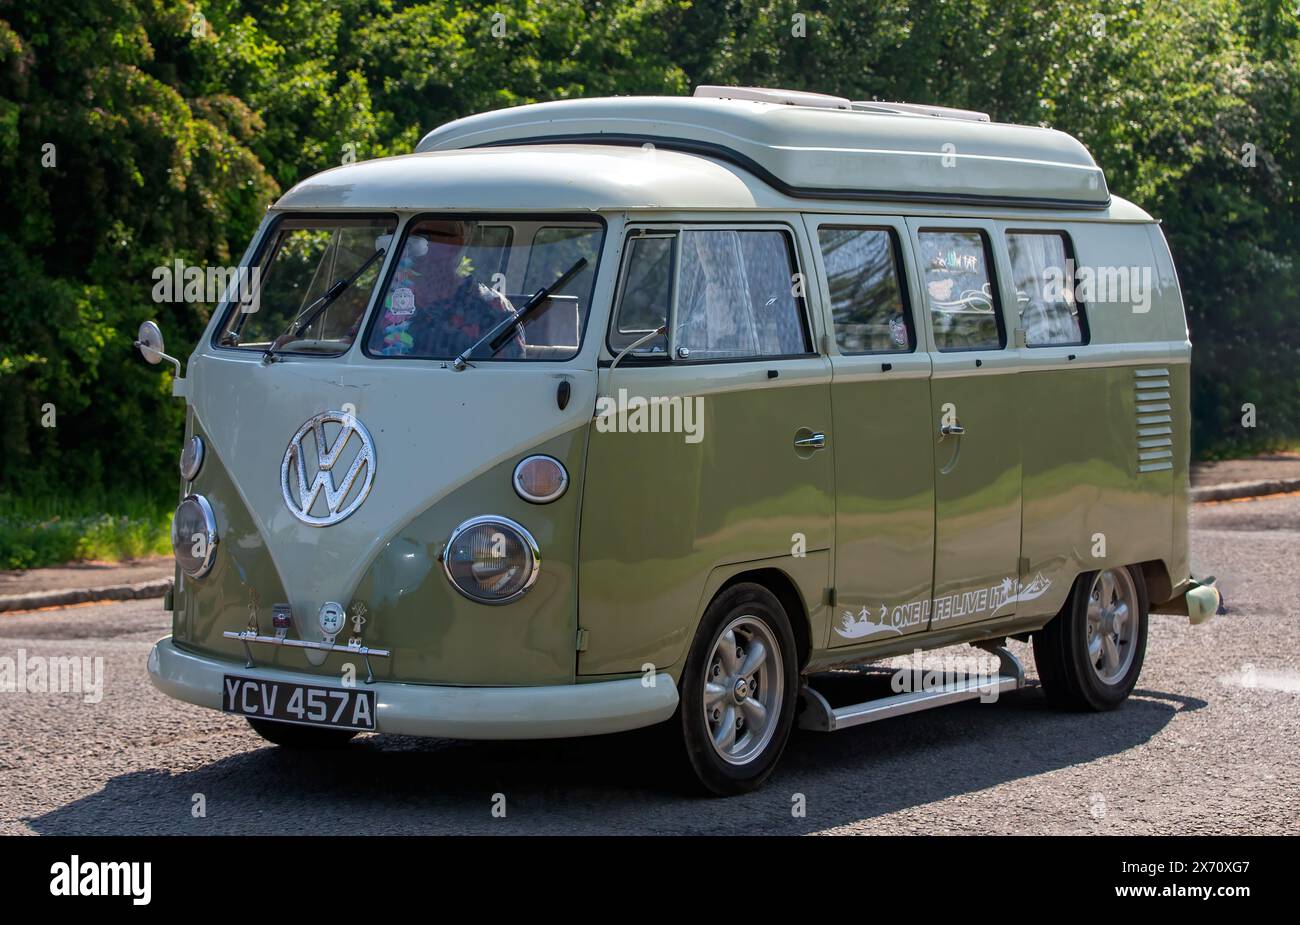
[0,0,277,494]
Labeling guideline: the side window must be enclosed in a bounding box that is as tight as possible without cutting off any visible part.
[817,226,912,353]
[1006,231,1087,346]
[917,229,1004,351]
[610,234,673,354]
[675,229,810,360]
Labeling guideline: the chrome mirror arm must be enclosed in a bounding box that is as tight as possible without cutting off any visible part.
[134,340,183,378]
[595,325,667,420]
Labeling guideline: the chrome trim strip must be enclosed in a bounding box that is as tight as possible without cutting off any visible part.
[935,349,1184,379]
[222,630,391,683]
[221,630,390,657]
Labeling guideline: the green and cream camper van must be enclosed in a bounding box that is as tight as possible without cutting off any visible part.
[142,87,1219,795]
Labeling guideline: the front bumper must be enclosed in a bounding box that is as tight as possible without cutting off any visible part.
[147,636,679,739]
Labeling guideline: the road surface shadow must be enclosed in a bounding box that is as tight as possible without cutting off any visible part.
[25,680,1206,835]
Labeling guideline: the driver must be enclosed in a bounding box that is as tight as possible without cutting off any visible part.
[374,220,523,359]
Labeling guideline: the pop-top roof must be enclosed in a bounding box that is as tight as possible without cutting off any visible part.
[414,88,1110,210]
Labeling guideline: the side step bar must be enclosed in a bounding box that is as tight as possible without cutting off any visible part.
[798,642,1025,733]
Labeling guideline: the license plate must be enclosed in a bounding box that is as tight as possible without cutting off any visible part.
[222,675,376,731]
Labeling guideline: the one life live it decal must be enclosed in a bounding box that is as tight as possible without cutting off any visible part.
[835,573,1053,640]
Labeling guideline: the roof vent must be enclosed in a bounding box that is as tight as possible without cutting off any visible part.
[694,85,852,110]
[852,100,991,122]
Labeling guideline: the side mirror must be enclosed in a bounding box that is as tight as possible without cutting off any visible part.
[136,320,165,364]
[134,320,183,379]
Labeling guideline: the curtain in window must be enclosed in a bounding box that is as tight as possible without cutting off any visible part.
[676,230,805,359]
[677,231,755,358]
[1007,233,1082,346]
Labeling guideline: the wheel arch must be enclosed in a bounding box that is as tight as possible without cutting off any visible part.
[713,567,813,671]
[1136,558,1173,607]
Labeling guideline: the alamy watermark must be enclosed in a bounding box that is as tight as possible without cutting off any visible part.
[152,259,261,311]
[49,855,150,905]
[0,648,104,704]
[889,648,1006,704]
[594,388,705,444]
[1043,259,1153,313]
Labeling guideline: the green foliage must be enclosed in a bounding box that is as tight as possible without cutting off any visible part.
[0,491,172,569]
[0,0,1296,565]
[0,0,277,500]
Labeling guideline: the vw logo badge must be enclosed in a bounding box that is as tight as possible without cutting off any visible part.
[281,411,376,526]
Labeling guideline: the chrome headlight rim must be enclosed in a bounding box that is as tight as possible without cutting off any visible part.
[179,435,205,481]
[442,515,541,606]
[172,493,218,578]
[512,455,569,504]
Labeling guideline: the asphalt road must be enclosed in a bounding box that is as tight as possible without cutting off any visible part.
[2,496,1298,835]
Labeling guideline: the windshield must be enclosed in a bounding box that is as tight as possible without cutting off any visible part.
[215,215,397,356]
[364,217,604,361]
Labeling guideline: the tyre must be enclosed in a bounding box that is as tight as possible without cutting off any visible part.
[675,583,799,796]
[1033,565,1148,711]
[246,717,358,748]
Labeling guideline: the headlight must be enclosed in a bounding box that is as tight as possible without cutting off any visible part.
[171,494,218,578]
[442,516,540,604]
[179,435,204,481]
[512,455,568,504]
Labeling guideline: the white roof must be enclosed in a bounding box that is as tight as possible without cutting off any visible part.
[415,93,1110,210]
[272,143,1150,221]
[273,144,764,212]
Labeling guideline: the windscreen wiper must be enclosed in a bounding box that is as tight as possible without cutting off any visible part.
[262,246,386,363]
[450,257,588,370]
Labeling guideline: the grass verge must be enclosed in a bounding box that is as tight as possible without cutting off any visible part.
[0,492,172,570]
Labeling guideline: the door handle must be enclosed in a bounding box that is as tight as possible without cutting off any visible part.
[794,432,827,450]
[939,422,966,438]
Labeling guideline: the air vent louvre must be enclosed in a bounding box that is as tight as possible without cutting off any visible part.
[1135,368,1173,472]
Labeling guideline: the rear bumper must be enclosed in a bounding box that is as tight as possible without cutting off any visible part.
[1183,582,1221,625]
[147,636,678,739]
[1153,577,1221,625]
